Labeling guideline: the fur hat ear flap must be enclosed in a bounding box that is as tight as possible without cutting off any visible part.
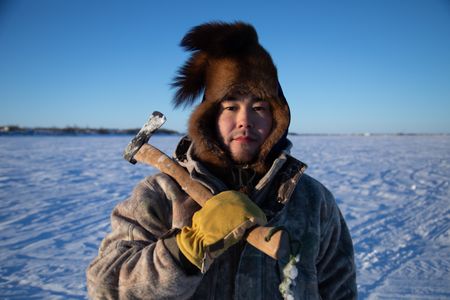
[172,51,208,108]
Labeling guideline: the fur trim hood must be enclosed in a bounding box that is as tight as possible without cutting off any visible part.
[171,21,290,186]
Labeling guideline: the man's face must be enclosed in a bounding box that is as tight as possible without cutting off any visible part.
[216,93,273,163]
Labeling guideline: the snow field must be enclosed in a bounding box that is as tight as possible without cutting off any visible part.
[0,135,449,299]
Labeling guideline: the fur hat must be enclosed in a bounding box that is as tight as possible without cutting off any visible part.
[172,21,290,182]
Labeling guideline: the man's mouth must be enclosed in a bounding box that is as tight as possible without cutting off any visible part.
[233,136,256,143]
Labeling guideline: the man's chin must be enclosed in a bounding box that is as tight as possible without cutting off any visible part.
[226,143,260,164]
[230,151,257,164]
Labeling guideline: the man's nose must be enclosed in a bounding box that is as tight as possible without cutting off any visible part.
[237,108,253,128]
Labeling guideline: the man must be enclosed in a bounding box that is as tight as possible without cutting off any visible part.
[86,21,357,299]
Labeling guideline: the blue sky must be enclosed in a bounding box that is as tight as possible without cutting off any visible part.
[1,0,449,134]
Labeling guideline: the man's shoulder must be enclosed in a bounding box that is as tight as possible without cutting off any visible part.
[293,171,336,205]
[127,172,182,203]
[136,172,176,190]
[290,173,343,230]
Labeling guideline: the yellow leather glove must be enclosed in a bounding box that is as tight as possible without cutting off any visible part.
[176,191,267,272]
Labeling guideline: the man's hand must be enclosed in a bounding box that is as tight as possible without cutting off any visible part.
[176,191,267,272]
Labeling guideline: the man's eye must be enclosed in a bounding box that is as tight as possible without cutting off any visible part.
[253,106,266,111]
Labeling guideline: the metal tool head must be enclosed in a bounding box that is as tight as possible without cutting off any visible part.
[123,111,166,164]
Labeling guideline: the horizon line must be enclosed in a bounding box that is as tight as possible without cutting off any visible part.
[1,125,449,136]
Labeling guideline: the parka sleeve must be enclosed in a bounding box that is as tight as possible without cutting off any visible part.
[316,190,357,300]
[86,174,202,299]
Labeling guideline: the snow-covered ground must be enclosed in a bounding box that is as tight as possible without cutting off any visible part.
[0,135,449,299]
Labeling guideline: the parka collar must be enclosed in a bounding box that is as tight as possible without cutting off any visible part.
[173,136,304,203]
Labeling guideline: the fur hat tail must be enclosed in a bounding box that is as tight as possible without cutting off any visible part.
[172,51,207,108]
[180,22,258,55]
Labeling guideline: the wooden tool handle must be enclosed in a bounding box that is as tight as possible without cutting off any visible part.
[134,143,288,260]
[136,144,212,205]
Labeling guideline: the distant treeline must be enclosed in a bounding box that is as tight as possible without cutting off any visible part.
[0,125,181,136]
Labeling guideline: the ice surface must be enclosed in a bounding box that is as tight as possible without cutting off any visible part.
[0,135,449,299]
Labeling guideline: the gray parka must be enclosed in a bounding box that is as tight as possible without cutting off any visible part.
[86,138,357,299]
